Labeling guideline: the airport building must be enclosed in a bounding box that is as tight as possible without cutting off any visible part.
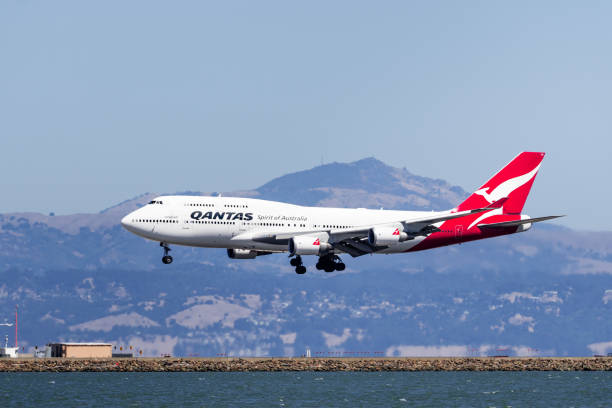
[48,343,112,358]
[0,335,18,358]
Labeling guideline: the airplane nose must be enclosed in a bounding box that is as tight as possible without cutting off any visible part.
[120,214,131,230]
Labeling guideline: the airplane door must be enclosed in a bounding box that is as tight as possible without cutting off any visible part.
[455,225,463,240]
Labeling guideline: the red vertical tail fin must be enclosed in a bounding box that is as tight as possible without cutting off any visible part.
[457,152,545,214]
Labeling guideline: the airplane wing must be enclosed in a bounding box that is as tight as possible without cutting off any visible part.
[246,204,500,257]
[327,206,496,257]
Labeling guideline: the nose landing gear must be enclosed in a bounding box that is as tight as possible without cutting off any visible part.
[316,255,345,272]
[290,255,306,274]
[160,242,173,264]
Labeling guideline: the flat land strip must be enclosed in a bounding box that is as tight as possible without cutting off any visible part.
[2,357,612,372]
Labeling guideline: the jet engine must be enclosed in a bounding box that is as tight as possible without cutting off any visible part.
[288,236,332,256]
[227,249,258,259]
[368,226,409,246]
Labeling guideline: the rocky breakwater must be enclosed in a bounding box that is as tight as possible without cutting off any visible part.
[2,358,612,372]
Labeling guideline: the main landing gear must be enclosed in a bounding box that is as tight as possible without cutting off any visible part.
[160,242,173,264]
[290,255,306,274]
[316,255,345,273]
[289,254,346,274]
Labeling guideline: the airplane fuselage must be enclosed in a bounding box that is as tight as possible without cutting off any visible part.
[121,195,519,254]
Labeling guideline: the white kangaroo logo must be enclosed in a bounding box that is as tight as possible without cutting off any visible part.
[474,164,541,204]
[466,164,541,230]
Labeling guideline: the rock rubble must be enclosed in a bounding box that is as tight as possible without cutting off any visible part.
[2,357,612,372]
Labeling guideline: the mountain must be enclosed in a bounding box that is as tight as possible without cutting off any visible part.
[1,158,611,358]
[254,157,466,210]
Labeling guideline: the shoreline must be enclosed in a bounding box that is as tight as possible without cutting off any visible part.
[2,357,612,372]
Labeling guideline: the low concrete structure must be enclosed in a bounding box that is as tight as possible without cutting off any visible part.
[0,347,18,358]
[49,343,112,358]
[0,335,18,358]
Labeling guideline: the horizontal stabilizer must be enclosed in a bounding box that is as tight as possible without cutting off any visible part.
[478,215,565,229]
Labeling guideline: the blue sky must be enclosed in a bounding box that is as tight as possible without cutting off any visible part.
[1,1,610,230]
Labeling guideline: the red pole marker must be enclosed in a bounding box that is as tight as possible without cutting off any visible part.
[15,305,18,349]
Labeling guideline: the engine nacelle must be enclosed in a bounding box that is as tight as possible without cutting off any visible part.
[288,236,332,256]
[227,248,258,259]
[368,226,409,246]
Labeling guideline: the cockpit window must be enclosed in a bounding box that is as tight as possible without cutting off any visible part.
[148,200,163,205]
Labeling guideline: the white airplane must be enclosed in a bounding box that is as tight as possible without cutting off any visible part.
[121,152,562,274]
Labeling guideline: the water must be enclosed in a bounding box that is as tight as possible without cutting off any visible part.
[2,371,611,407]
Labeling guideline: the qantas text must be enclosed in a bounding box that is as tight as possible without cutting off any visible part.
[190,211,253,221]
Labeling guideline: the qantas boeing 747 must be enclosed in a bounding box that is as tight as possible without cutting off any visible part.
[121,152,563,274]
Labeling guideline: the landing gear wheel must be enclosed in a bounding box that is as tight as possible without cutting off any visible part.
[290,255,306,274]
[160,242,172,265]
[317,254,345,273]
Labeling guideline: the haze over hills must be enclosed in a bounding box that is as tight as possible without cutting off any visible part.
[1,158,611,357]
[0,158,466,237]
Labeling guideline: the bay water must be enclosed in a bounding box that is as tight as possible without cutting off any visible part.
[2,371,611,407]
